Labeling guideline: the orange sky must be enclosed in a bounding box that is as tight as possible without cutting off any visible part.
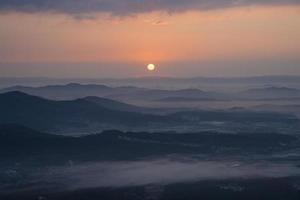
[0,5,299,77]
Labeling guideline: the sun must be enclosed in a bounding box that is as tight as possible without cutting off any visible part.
[147,64,156,71]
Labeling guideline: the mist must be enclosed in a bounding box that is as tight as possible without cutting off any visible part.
[27,159,300,191]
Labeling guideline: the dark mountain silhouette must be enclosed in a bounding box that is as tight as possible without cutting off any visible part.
[239,87,300,100]
[3,83,300,102]
[83,96,144,112]
[0,91,298,135]
[0,83,116,100]
[1,124,299,162]
[0,83,149,101]
[251,104,300,114]
[84,96,195,114]
[1,76,300,90]
[0,92,174,134]
[106,88,222,101]
[157,97,217,102]
[0,124,60,139]
[0,83,221,101]
[170,110,298,123]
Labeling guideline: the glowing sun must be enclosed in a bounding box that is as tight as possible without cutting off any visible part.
[147,64,156,71]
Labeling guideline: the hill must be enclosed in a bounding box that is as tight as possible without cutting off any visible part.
[83,96,144,112]
[1,124,299,162]
[0,91,299,135]
[239,87,300,100]
[0,83,220,101]
[0,92,174,134]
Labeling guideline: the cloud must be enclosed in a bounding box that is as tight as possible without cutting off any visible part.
[152,20,169,26]
[0,0,298,17]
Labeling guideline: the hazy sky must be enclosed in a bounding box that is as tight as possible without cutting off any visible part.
[0,0,299,78]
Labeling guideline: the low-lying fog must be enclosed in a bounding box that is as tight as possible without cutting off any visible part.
[25,159,299,191]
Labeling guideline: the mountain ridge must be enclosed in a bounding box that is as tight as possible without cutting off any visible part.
[0,91,174,134]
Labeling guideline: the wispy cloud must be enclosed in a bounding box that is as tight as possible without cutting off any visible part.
[144,18,169,26]
[152,20,169,26]
[0,0,298,17]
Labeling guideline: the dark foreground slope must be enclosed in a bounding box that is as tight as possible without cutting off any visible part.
[0,124,300,200]
[3,178,299,200]
[1,124,299,162]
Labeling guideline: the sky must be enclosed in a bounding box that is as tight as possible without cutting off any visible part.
[0,0,299,78]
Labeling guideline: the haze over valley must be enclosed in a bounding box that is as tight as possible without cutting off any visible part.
[0,0,300,199]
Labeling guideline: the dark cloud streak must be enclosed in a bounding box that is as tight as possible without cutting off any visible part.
[0,0,299,17]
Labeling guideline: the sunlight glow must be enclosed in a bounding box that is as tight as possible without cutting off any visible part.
[147,64,156,71]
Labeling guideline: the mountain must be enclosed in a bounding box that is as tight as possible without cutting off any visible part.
[4,83,300,103]
[83,96,144,112]
[1,124,300,200]
[1,124,299,162]
[251,104,300,115]
[0,83,117,100]
[1,76,300,90]
[239,87,300,100]
[108,88,219,101]
[157,97,217,102]
[0,83,221,101]
[170,110,298,123]
[0,91,298,135]
[0,92,175,134]
[0,124,59,139]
